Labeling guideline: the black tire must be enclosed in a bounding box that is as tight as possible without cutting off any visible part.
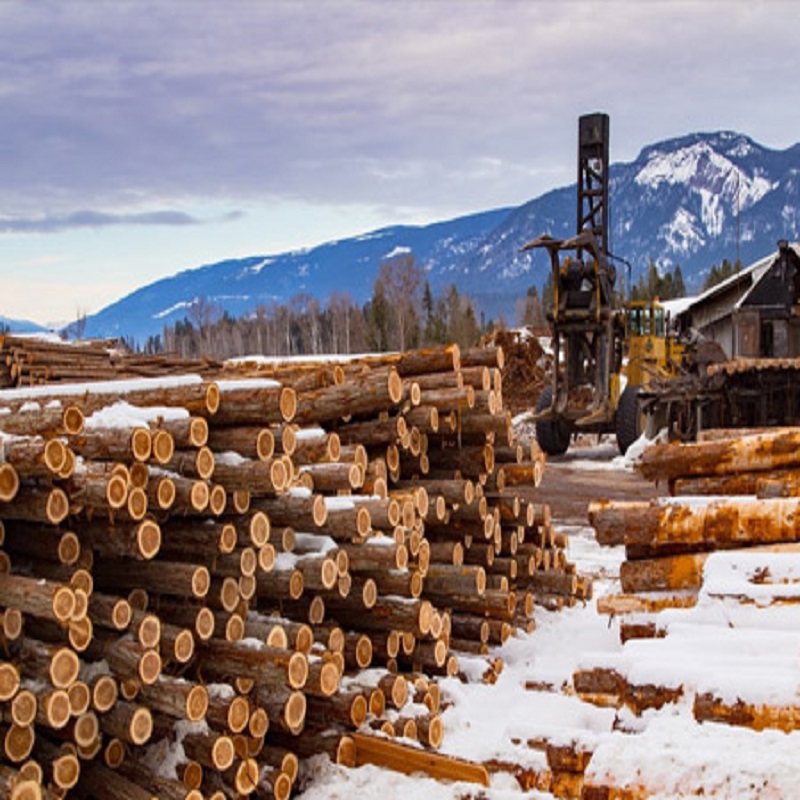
[616,384,641,455]
[535,386,572,456]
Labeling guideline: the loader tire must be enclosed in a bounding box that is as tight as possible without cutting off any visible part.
[616,384,641,455]
[534,386,571,456]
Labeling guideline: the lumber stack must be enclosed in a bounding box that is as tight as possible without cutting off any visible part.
[0,334,222,388]
[0,342,586,798]
[578,429,800,747]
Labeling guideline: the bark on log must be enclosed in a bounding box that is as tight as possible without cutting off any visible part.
[340,732,490,786]
[638,429,800,482]
[293,369,403,425]
[211,380,297,425]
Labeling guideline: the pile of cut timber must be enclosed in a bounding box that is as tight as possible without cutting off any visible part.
[0,343,587,799]
[479,328,550,416]
[576,427,800,797]
[0,334,222,388]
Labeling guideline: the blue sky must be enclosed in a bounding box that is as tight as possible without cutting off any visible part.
[3,0,800,326]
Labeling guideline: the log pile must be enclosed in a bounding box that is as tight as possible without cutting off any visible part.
[0,342,586,798]
[0,334,223,388]
[571,427,800,799]
[479,328,551,416]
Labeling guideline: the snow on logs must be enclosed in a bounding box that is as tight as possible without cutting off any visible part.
[581,428,800,744]
[0,341,581,796]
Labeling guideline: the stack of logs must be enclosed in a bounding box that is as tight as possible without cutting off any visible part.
[574,426,800,798]
[0,334,222,388]
[0,342,587,799]
[588,427,800,616]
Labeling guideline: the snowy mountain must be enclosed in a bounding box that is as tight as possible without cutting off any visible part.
[0,314,48,334]
[69,130,800,344]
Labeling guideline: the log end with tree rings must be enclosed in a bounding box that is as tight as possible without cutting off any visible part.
[232,488,251,514]
[128,461,149,489]
[62,404,85,435]
[91,675,118,714]
[209,484,227,516]
[52,750,81,790]
[354,634,373,669]
[10,780,41,800]
[45,487,69,525]
[67,681,91,717]
[196,446,215,480]
[256,428,275,461]
[216,522,236,555]
[137,614,161,649]
[205,382,221,415]
[58,531,81,565]
[386,368,403,405]
[187,415,208,447]
[155,476,176,510]
[280,424,297,456]
[1,608,22,642]
[248,510,270,547]
[4,723,34,763]
[194,607,215,642]
[173,628,196,663]
[211,735,235,770]
[68,618,93,652]
[48,646,80,689]
[73,710,100,749]
[254,544,274,575]
[11,689,36,727]
[107,598,131,631]
[349,693,368,727]
[270,459,288,492]
[45,690,71,729]
[336,735,356,767]
[52,585,77,623]
[219,577,240,612]
[227,694,250,733]
[126,487,148,521]
[129,427,152,462]
[248,706,269,739]
[151,429,175,464]
[283,690,306,735]
[265,624,288,650]
[279,387,298,422]
[43,437,67,474]
[235,757,259,795]
[273,772,293,800]
[104,736,125,768]
[361,578,377,609]
[191,566,211,599]
[184,684,208,722]
[287,651,309,690]
[136,520,161,560]
[129,706,153,745]
[58,446,76,478]
[225,614,245,643]
[191,480,210,512]
[309,493,327,526]
[138,649,162,686]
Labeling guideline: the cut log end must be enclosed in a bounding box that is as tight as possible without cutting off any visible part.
[136,520,162,560]
[0,464,20,503]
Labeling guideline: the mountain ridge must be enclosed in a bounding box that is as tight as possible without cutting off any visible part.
[9,128,800,342]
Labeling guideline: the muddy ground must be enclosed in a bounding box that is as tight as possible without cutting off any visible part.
[521,443,666,526]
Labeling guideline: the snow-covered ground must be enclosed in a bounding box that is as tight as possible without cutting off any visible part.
[295,444,800,800]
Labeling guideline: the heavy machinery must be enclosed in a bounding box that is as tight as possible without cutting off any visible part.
[527,113,800,456]
[524,112,641,455]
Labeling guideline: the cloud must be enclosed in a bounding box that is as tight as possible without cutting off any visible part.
[0,208,244,233]
[0,1,798,220]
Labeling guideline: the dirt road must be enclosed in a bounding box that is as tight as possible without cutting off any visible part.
[523,442,666,526]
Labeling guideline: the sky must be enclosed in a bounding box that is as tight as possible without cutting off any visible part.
[3,0,800,327]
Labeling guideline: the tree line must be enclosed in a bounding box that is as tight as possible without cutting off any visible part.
[144,253,496,360]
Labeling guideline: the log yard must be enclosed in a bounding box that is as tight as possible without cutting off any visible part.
[0,328,798,800]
